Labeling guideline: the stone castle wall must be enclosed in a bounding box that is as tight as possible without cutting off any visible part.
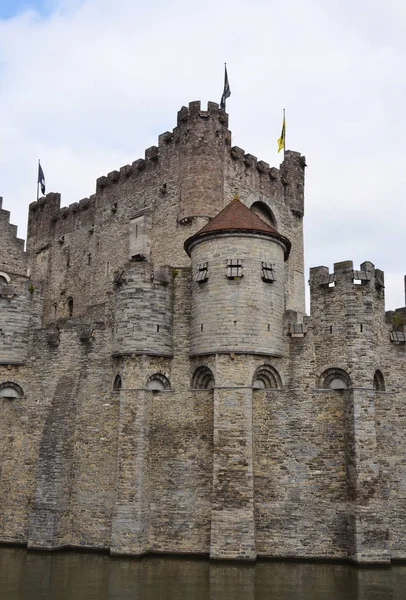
[1,101,406,564]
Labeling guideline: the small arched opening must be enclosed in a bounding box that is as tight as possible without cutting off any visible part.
[252,365,282,389]
[0,382,24,399]
[250,201,277,228]
[67,297,74,317]
[113,374,122,391]
[191,366,215,390]
[146,373,171,392]
[373,370,385,391]
[320,368,351,390]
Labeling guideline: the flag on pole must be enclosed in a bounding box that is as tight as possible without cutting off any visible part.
[38,162,46,195]
[277,112,286,153]
[220,64,231,110]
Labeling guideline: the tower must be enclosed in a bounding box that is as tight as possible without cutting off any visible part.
[310,260,389,563]
[185,198,291,559]
[176,101,230,223]
[185,197,291,358]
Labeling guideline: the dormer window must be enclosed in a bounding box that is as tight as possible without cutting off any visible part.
[227,259,243,279]
[195,262,208,283]
[262,262,275,283]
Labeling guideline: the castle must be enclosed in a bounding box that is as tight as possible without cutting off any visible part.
[1,100,405,564]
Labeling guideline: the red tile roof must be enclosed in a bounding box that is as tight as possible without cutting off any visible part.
[184,199,291,260]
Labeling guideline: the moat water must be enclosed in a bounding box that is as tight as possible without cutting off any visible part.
[1,547,406,600]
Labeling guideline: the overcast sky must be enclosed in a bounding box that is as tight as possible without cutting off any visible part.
[1,0,405,310]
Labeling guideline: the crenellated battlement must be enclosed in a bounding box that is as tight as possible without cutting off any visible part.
[0,196,27,278]
[24,102,307,242]
[95,150,160,192]
[229,146,282,182]
[0,196,25,248]
[28,192,96,250]
[176,100,228,127]
[94,102,229,194]
[310,260,385,291]
[82,102,305,224]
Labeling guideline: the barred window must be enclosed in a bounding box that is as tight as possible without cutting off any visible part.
[227,259,243,279]
[262,262,275,283]
[195,262,208,283]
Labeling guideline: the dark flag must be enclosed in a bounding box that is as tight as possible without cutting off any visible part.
[38,162,46,196]
[220,64,231,110]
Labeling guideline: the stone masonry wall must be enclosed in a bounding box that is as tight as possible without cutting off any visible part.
[253,388,348,559]
[4,100,406,564]
[0,280,34,365]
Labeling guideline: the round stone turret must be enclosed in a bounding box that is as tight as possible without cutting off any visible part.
[113,264,173,358]
[184,198,291,357]
[309,260,386,387]
[176,101,229,223]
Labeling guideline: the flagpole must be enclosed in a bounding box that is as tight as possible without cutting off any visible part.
[37,159,40,201]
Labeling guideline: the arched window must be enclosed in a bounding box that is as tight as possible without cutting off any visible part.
[252,365,282,389]
[250,201,276,228]
[373,370,385,391]
[67,297,73,317]
[320,368,351,390]
[113,374,122,391]
[146,373,171,391]
[0,382,24,399]
[191,366,215,389]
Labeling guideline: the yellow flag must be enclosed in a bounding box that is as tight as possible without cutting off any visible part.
[277,114,285,153]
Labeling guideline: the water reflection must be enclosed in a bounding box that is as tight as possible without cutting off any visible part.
[0,547,405,600]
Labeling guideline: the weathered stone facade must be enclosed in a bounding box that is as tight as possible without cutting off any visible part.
[0,101,405,564]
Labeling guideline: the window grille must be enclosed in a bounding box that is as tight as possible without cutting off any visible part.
[195,262,208,283]
[262,262,275,283]
[227,259,243,279]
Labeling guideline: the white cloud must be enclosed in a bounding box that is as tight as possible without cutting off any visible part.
[1,0,406,309]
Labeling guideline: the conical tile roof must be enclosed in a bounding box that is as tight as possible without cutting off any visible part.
[184,198,291,260]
